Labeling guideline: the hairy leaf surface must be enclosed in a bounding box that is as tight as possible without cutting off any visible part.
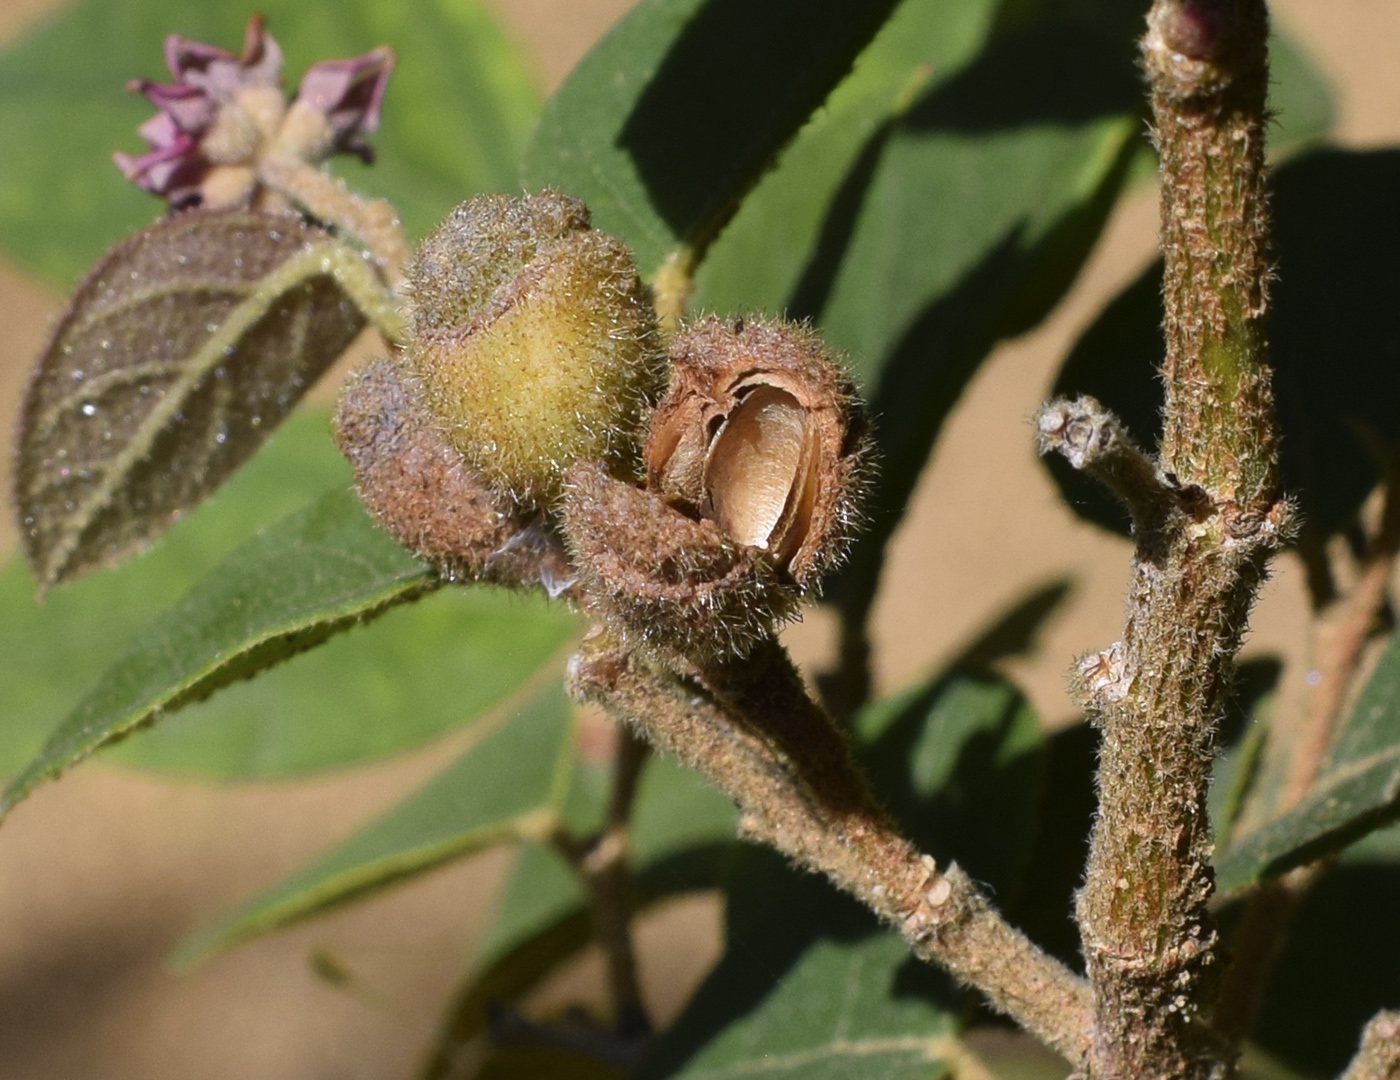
[14,210,375,588]
[521,0,904,277]
[1,411,579,783]
[1,488,432,816]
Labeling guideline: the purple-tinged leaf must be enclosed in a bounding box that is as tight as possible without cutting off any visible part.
[13,207,382,589]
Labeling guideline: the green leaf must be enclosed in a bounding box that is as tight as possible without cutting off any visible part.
[0,0,539,286]
[420,755,738,1078]
[0,410,343,780]
[642,665,1044,1079]
[690,0,1008,318]
[1,487,435,815]
[639,847,958,1080]
[1267,24,1336,155]
[856,671,1046,901]
[0,409,578,785]
[105,581,578,779]
[693,4,1141,625]
[1048,147,1400,541]
[172,683,575,967]
[14,210,373,587]
[1216,629,1400,894]
[520,0,906,277]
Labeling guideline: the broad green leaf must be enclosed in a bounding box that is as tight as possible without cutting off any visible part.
[0,487,435,815]
[856,671,1046,901]
[105,582,578,779]
[0,411,340,778]
[1216,628,1400,894]
[0,0,538,285]
[14,210,374,587]
[690,0,1007,318]
[1,409,580,785]
[695,6,1141,626]
[420,756,738,1078]
[639,847,958,1080]
[172,683,575,967]
[520,0,906,277]
[1048,149,1400,541]
[642,665,1044,1079]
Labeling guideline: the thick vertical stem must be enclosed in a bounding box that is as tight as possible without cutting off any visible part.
[1149,0,1277,504]
[1073,3,1285,1078]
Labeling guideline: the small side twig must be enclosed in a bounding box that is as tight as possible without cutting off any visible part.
[1034,2,1286,1076]
[552,725,652,1043]
[1340,1012,1400,1080]
[568,627,1094,1065]
[1035,396,1175,536]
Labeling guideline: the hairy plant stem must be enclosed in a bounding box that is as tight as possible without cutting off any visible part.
[568,626,1094,1064]
[257,155,410,291]
[1040,3,1286,1076]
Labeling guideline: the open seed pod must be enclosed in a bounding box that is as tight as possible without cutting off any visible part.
[646,316,869,587]
[561,462,796,662]
[334,357,573,594]
[404,189,662,510]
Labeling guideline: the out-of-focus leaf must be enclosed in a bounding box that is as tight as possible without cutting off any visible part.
[642,666,1043,1078]
[1048,148,1400,540]
[420,756,738,1078]
[172,683,574,967]
[520,0,906,277]
[1267,25,1336,154]
[692,4,1143,626]
[1216,629,1400,894]
[856,671,1046,900]
[14,210,372,588]
[638,847,958,1080]
[1209,657,1284,847]
[0,411,345,780]
[1,488,434,816]
[1250,864,1400,1076]
[0,0,538,284]
[690,0,1005,317]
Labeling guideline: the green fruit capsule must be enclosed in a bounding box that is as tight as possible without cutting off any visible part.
[406,189,661,509]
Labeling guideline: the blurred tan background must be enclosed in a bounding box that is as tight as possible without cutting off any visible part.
[0,1,1396,1077]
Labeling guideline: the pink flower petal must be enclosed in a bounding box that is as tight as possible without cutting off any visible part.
[295,46,394,159]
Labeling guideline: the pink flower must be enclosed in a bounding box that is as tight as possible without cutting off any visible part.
[293,47,394,163]
[114,15,394,209]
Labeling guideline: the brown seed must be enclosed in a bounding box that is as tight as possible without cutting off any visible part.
[645,316,869,586]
